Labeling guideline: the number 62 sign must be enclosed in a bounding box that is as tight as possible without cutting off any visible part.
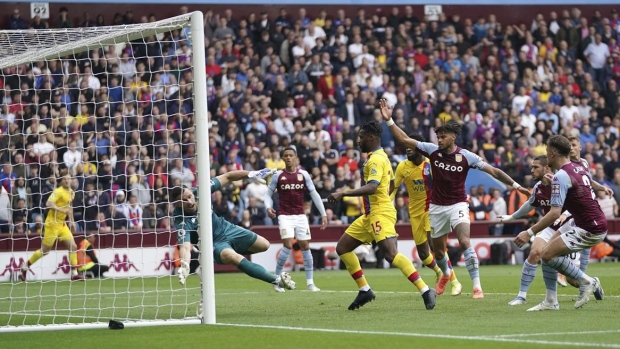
[30,2,50,20]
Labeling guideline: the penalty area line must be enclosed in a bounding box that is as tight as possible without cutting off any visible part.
[216,323,620,349]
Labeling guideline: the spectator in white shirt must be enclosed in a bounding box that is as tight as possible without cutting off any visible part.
[169,159,195,188]
[308,119,331,147]
[243,177,272,208]
[520,105,537,132]
[559,96,579,127]
[511,86,531,112]
[489,188,507,236]
[33,134,54,157]
[78,66,101,91]
[273,109,295,138]
[63,140,81,175]
[348,35,364,58]
[302,22,326,50]
[291,36,306,59]
[0,186,11,233]
[123,194,144,229]
[129,172,151,207]
[596,190,618,219]
[353,45,375,69]
[584,33,610,86]
[118,52,136,80]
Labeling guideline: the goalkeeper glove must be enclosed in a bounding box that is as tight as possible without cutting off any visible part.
[248,168,276,184]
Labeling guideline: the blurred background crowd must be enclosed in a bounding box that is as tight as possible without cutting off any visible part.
[1,5,619,236]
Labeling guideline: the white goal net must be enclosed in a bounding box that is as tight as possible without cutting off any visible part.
[0,12,212,331]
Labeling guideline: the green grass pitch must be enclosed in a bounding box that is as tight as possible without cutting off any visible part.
[1,264,619,349]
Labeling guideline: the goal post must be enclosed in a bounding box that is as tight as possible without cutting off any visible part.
[191,11,216,326]
[0,11,214,332]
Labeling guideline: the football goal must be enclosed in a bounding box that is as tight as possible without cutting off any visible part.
[0,11,215,332]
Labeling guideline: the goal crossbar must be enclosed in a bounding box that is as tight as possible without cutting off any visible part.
[0,14,192,70]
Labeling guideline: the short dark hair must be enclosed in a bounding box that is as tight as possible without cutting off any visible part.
[360,120,382,137]
[170,186,184,201]
[409,133,425,142]
[434,120,462,136]
[281,146,297,157]
[533,155,548,166]
[547,135,571,156]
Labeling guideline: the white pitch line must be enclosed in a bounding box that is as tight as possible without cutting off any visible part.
[214,290,620,298]
[493,329,620,338]
[216,323,620,349]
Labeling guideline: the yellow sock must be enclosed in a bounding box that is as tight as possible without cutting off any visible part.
[28,249,43,266]
[421,255,441,275]
[340,252,369,290]
[69,252,78,275]
[448,260,458,282]
[393,253,428,292]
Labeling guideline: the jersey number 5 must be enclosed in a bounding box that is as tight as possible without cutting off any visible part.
[371,221,382,234]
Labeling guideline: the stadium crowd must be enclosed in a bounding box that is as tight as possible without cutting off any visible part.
[0,5,619,236]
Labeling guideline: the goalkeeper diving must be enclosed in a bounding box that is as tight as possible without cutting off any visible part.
[170,168,296,290]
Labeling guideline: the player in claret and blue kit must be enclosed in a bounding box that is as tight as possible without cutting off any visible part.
[513,135,606,311]
[266,147,327,292]
[380,99,531,299]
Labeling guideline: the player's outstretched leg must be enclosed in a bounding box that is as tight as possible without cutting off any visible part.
[545,255,598,309]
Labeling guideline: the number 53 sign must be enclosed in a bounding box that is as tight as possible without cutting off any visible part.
[30,2,50,20]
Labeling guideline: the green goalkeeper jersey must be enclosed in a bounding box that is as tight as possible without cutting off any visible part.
[172,178,229,243]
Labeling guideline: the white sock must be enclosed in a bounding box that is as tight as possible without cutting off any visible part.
[360,285,370,292]
[306,279,314,286]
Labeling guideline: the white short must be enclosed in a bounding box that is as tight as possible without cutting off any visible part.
[429,202,470,238]
[535,227,557,243]
[534,225,580,264]
[278,215,311,241]
[559,218,606,252]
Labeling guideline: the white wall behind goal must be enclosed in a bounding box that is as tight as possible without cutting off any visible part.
[0,247,177,282]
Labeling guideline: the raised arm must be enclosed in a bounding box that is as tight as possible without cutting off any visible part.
[215,168,275,187]
[379,99,418,150]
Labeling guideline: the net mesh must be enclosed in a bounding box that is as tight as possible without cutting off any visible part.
[0,13,201,328]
